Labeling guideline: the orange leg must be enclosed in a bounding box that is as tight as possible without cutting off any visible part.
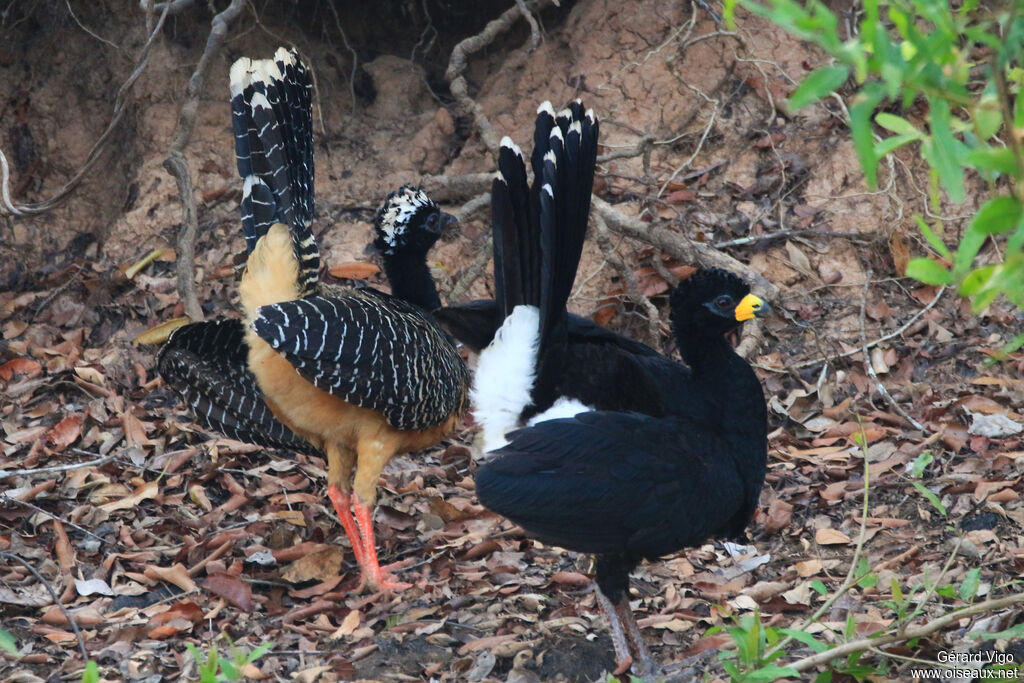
[327,485,366,568]
[353,498,413,593]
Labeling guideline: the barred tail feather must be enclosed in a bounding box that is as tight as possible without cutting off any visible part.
[230,47,318,295]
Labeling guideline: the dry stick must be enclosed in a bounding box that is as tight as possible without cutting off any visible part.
[592,213,662,346]
[591,196,780,299]
[0,496,108,546]
[0,551,88,661]
[0,453,115,481]
[164,0,246,322]
[448,236,494,304]
[445,0,553,155]
[763,285,946,372]
[859,272,927,432]
[787,592,1024,674]
[0,4,169,217]
[421,173,493,203]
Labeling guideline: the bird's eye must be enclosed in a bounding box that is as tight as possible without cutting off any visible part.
[714,295,732,309]
[425,213,438,228]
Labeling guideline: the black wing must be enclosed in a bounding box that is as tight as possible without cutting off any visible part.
[475,411,755,559]
[158,319,321,455]
[251,290,469,431]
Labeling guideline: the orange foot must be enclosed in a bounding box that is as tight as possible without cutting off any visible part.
[353,497,413,593]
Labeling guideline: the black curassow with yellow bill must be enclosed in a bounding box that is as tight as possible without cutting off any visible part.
[467,101,771,677]
[158,47,468,593]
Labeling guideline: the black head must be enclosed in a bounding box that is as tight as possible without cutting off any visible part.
[373,185,458,256]
[669,268,770,337]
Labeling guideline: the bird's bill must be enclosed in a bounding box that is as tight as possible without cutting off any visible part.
[734,293,770,321]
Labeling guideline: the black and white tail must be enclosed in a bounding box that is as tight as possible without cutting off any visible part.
[230,47,318,296]
[472,101,600,451]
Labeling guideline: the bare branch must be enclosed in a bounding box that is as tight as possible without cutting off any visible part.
[0,4,169,217]
[164,0,246,322]
[445,0,553,154]
[591,196,780,299]
[0,453,115,481]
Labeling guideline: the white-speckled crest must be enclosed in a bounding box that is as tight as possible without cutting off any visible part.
[377,186,435,247]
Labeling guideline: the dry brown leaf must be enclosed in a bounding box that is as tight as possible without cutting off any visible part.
[458,634,518,655]
[281,547,344,584]
[133,317,192,346]
[763,499,792,534]
[330,609,361,638]
[100,480,158,512]
[203,572,253,610]
[796,559,823,577]
[0,357,42,381]
[328,262,381,279]
[262,510,306,527]
[550,571,591,587]
[73,366,106,385]
[784,241,812,273]
[815,528,852,545]
[144,564,199,593]
[45,414,83,450]
[2,320,28,339]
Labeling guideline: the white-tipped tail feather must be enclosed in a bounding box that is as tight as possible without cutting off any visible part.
[471,305,540,452]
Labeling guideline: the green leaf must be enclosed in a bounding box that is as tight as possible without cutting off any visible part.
[910,451,933,478]
[874,132,923,159]
[959,567,981,601]
[959,265,995,296]
[849,85,886,187]
[0,629,15,656]
[779,628,830,653]
[953,225,988,278]
[905,257,953,284]
[789,65,850,110]
[965,146,1020,176]
[970,623,1024,640]
[912,481,947,516]
[968,196,1023,236]
[974,93,1003,140]
[81,661,99,683]
[923,97,965,203]
[915,216,951,258]
[875,113,923,137]
[743,666,802,681]
[891,577,904,604]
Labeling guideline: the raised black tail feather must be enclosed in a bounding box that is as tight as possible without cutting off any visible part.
[230,47,318,295]
[535,103,600,411]
[158,320,320,455]
[487,101,599,413]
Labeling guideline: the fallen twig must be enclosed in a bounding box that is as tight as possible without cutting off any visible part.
[0,551,88,661]
[163,0,246,322]
[591,196,780,298]
[786,592,1024,674]
[859,271,927,432]
[0,453,115,481]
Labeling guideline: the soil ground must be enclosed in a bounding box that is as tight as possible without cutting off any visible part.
[1,2,1023,682]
